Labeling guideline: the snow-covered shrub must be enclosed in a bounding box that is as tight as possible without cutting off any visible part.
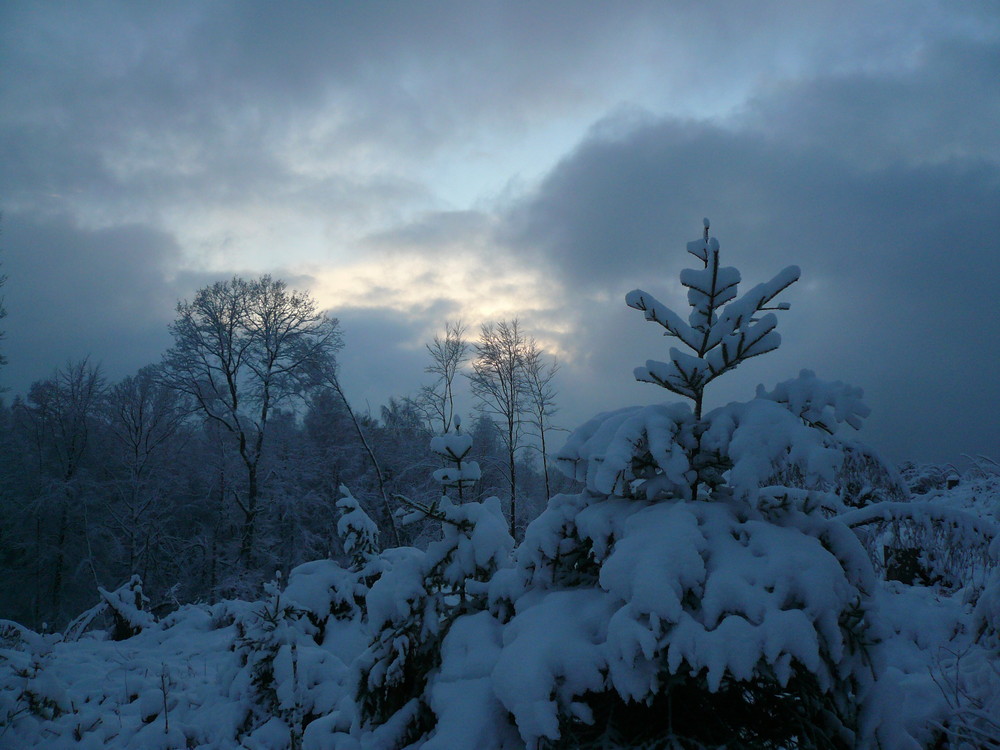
[899,461,952,496]
[230,573,346,749]
[0,621,67,735]
[98,574,156,641]
[841,501,998,590]
[30,575,159,645]
[337,485,380,573]
[227,487,384,749]
[927,570,1000,748]
[833,441,909,508]
[965,455,1000,486]
[468,219,896,749]
[330,484,384,617]
[351,427,514,748]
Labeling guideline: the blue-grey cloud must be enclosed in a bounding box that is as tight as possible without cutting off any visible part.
[1,212,182,393]
[2,0,998,469]
[498,35,1000,464]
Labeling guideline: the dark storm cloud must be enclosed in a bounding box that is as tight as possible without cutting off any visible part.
[334,305,452,418]
[1,1,963,216]
[500,35,1000,464]
[742,37,1000,167]
[0,211,342,396]
[0,212,184,394]
[0,1,640,210]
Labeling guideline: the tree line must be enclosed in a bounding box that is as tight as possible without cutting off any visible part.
[0,274,566,630]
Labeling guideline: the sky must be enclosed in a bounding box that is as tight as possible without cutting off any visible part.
[1,0,998,467]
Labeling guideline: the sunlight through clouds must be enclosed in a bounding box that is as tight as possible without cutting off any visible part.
[2,0,998,463]
[309,250,560,330]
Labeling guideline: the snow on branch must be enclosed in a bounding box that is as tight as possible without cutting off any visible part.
[627,220,799,415]
[97,575,156,641]
[555,403,696,499]
[624,289,702,350]
[336,485,379,570]
[839,501,998,550]
[756,369,871,434]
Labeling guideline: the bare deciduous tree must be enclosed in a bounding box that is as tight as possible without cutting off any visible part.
[106,365,187,581]
[524,343,560,501]
[468,319,530,537]
[161,275,342,561]
[414,321,468,434]
[22,358,106,619]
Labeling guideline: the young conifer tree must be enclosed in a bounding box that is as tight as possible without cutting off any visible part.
[350,425,513,749]
[455,220,901,749]
[626,218,799,418]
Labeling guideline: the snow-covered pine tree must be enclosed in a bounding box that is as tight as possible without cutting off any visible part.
[229,572,344,750]
[460,220,902,749]
[429,416,481,504]
[335,484,382,605]
[626,218,798,418]
[228,487,385,747]
[345,427,513,749]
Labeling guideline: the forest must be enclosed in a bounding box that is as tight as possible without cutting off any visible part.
[1,222,998,749]
[0,275,566,628]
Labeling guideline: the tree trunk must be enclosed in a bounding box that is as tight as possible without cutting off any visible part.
[50,501,69,617]
[508,418,517,538]
[240,463,259,561]
[540,425,551,501]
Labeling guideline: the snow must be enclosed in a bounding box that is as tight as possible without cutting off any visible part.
[757,369,871,433]
[3,466,998,749]
[429,433,472,460]
[336,486,379,572]
[680,263,740,330]
[431,461,480,486]
[422,612,520,750]
[0,603,251,749]
[491,589,613,747]
[555,402,695,499]
[97,576,156,638]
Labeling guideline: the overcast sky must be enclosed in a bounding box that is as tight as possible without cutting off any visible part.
[2,1,998,466]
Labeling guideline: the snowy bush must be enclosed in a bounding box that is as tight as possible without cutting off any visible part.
[925,568,1000,747]
[841,501,998,590]
[98,574,156,641]
[0,622,67,736]
[348,428,514,748]
[230,573,350,750]
[899,462,953,497]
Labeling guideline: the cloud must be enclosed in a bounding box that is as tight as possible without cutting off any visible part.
[2,1,998,465]
[740,36,1000,167]
[1,212,185,393]
[3,1,975,224]
[497,34,1000,464]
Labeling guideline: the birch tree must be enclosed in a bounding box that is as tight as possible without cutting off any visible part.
[468,319,530,537]
[414,321,468,434]
[523,342,560,501]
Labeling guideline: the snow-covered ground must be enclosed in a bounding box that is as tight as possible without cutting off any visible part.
[1,466,997,750]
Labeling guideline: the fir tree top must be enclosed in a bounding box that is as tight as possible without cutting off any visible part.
[626,219,800,417]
